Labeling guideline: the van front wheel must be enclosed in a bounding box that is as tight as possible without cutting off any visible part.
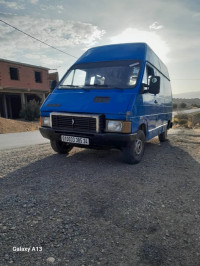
[122,130,145,164]
[50,140,73,154]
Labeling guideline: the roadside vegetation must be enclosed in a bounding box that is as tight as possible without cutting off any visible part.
[173,102,197,110]
[173,98,200,110]
[173,112,200,128]
[19,99,41,121]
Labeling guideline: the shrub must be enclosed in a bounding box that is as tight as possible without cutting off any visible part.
[174,112,200,128]
[191,104,200,108]
[173,113,189,127]
[173,103,178,109]
[174,113,189,120]
[179,102,187,109]
[20,99,41,121]
[178,119,188,126]
[189,112,200,128]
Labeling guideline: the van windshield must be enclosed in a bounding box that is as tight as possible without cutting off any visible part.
[58,60,141,89]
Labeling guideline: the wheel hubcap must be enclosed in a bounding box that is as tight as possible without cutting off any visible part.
[135,139,143,155]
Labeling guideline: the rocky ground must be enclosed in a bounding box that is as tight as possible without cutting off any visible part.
[0,129,200,266]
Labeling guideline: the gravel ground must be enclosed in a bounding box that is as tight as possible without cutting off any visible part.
[0,129,200,266]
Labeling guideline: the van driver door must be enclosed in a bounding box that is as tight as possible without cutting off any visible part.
[142,64,161,137]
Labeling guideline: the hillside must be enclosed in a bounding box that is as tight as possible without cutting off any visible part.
[173,91,200,99]
[173,98,200,107]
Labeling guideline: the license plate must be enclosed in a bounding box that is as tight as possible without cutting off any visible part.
[61,135,89,145]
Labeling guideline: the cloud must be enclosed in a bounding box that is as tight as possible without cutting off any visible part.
[30,0,39,4]
[193,12,200,17]
[110,28,170,63]
[24,54,63,68]
[0,15,105,60]
[149,22,163,30]
[0,0,25,10]
[40,4,63,13]
[57,5,63,14]
[0,11,18,16]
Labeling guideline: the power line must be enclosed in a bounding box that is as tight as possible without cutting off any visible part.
[0,19,78,59]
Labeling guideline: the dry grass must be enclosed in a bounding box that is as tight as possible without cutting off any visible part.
[173,112,200,128]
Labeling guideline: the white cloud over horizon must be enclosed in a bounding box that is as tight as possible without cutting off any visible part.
[109,28,170,63]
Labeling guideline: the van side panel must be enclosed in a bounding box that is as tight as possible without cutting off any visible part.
[163,78,173,124]
[130,57,172,141]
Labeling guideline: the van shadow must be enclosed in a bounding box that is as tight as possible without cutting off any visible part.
[1,139,200,265]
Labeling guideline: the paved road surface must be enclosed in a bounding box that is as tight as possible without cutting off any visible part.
[0,130,49,150]
[173,108,200,116]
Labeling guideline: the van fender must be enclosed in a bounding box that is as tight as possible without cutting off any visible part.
[131,116,148,137]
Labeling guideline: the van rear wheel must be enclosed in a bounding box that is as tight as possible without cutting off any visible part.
[50,140,73,154]
[122,130,145,164]
[158,129,168,142]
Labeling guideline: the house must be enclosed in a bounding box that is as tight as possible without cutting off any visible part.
[0,58,59,119]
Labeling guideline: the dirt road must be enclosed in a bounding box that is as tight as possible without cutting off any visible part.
[0,129,200,266]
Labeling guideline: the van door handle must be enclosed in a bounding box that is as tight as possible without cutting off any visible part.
[154,100,158,104]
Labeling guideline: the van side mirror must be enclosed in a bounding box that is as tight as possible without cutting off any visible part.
[149,76,160,94]
[50,80,57,92]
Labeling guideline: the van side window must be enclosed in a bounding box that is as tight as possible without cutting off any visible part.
[142,66,148,85]
[142,65,155,93]
[147,65,154,85]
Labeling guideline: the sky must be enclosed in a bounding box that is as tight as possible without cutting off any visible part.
[0,0,200,95]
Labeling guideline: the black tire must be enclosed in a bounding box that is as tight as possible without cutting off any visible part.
[158,129,168,142]
[122,130,146,164]
[50,140,73,154]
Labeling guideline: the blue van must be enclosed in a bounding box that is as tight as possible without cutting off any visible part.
[40,43,172,164]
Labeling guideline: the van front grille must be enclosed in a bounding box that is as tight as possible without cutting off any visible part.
[51,114,104,133]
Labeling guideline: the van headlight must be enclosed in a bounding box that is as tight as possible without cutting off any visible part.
[40,116,51,127]
[106,120,131,133]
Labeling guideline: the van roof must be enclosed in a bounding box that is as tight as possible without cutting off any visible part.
[75,43,169,80]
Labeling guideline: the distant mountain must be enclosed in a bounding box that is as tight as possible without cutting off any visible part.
[173,91,200,99]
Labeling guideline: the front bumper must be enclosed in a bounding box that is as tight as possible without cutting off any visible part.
[39,127,136,149]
